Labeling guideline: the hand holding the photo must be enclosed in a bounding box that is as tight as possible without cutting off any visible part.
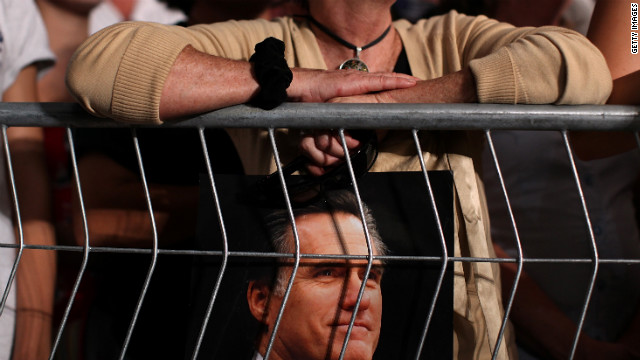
[299,130,361,176]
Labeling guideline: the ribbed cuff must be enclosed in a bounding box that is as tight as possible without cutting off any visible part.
[469,48,526,104]
[112,24,191,124]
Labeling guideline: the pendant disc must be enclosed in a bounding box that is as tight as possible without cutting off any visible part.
[339,58,369,72]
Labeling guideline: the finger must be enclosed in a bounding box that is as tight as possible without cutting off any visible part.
[305,164,328,177]
[300,136,343,167]
[338,72,416,97]
[385,72,421,82]
[373,73,417,89]
[327,94,379,103]
[315,132,361,156]
[341,132,361,149]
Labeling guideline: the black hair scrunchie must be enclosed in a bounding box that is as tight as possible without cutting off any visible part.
[249,37,293,110]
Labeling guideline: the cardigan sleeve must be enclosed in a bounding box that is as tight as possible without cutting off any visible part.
[66,22,188,124]
[403,11,612,105]
[448,12,612,105]
[66,19,290,124]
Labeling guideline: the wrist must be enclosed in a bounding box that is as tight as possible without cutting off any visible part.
[458,67,478,103]
[286,67,309,102]
[429,68,477,103]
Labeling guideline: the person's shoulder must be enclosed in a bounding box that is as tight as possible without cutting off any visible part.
[413,10,493,27]
[396,9,498,38]
[202,16,297,31]
[191,16,299,39]
[393,10,461,33]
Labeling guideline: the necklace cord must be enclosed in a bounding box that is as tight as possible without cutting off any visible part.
[306,15,391,53]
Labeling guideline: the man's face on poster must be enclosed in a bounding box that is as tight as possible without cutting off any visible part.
[248,211,384,360]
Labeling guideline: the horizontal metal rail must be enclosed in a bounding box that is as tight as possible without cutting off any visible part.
[0,102,639,130]
[2,242,639,264]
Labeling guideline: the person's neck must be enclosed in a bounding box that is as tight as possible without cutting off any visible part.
[309,1,393,49]
[308,1,401,72]
[110,0,137,21]
[256,342,288,360]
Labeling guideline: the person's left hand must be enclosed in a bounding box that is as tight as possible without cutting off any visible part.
[327,68,477,104]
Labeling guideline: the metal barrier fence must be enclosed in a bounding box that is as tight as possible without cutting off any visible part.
[1,102,640,360]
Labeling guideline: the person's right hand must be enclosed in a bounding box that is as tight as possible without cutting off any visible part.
[299,130,361,176]
[287,68,417,103]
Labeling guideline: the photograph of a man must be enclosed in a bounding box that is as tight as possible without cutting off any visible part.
[246,190,387,360]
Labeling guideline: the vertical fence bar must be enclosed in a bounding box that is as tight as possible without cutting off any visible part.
[337,129,374,360]
[118,128,159,360]
[190,128,230,360]
[48,128,91,360]
[485,130,524,360]
[411,129,449,360]
[0,126,23,317]
[264,128,301,360]
[562,130,599,360]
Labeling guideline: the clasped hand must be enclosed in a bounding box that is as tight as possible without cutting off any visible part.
[293,67,476,176]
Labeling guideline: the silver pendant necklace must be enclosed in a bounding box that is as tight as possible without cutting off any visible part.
[307,16,392,72]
